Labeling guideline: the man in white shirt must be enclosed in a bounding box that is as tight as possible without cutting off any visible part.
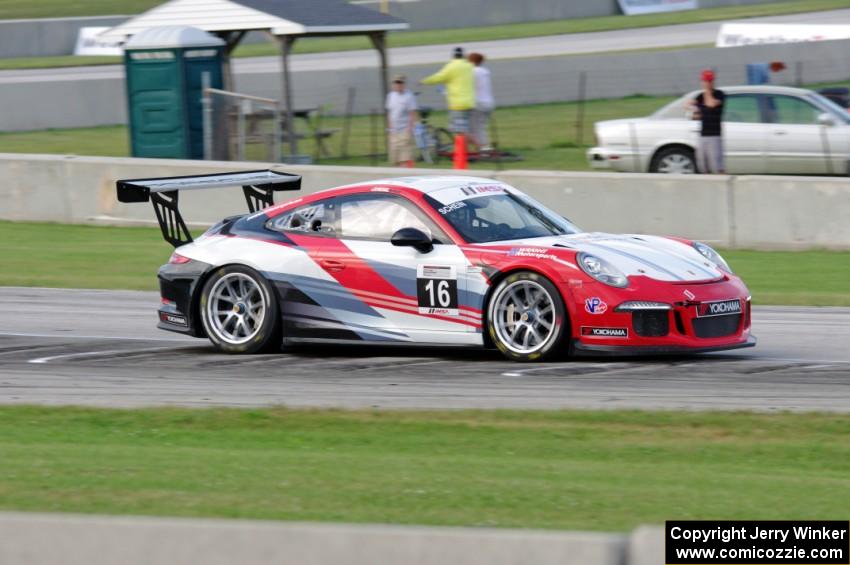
[468,52,495,152]
[385,74,418,167]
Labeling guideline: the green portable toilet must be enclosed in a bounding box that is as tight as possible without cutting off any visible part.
[124,26,224,159]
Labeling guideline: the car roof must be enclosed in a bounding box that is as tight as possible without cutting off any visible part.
[324,175,504,194]
[685,84,817,96]
[263,175,507,217]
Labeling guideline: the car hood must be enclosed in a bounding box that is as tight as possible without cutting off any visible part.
[490,233,725,282]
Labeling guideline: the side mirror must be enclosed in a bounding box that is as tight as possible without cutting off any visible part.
[818,112,836,127]
[391,227,433,253]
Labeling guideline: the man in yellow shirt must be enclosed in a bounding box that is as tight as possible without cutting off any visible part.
[421,47,475,137]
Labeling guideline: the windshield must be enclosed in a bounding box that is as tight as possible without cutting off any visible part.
[808,93,850,124]
[426,191,581,243]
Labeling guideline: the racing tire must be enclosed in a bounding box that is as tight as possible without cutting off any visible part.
[199,265,281,354]
[486,271,569,362]
[649,146,696,174]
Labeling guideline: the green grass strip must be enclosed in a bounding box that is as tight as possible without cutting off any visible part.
[1,221,849,305]
[0,405,848,531]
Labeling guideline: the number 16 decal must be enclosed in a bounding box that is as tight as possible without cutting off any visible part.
[416,264,459,316]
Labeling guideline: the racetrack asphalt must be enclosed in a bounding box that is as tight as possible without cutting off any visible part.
[1,287,849,412]
[3,9,850,85]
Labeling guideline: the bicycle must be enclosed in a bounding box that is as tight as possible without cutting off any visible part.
[413,101,454,164]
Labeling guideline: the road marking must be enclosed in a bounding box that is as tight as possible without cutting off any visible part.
[758,356,850,365]
[28,346,179,365]
[0,331,190,342]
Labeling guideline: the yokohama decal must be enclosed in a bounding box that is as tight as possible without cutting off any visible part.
[581,326,628,338]
[696,299,742,317]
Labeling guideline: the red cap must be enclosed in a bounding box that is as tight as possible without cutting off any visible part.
[701,69,715,82]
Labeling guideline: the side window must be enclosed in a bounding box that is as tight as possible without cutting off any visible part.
[338,195,441,242]
[723,94,762,123]
[267,200,335,235]
[769,95,821,125]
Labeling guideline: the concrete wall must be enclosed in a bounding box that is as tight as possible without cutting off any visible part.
[2,153,849,250]
[0,512,659,565]
[3,38,850,132]
[0,16,127,58]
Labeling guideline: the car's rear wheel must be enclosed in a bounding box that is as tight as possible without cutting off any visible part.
[650,146,696,174]
[487,271,568,362]
[199,265,281,354]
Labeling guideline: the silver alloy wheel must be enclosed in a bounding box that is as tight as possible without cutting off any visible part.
[205,273,266,345]
[657,153,695,174]
[492,280,556,355]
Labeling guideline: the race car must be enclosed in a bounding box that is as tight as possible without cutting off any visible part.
[117,170,755,361]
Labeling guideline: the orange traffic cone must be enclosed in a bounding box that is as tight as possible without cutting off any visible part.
[453,133,468,170]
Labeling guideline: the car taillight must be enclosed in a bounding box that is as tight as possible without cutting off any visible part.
[169,252,190,264]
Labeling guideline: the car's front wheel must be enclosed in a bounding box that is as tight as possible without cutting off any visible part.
[199,265,281,354]
[649,146,696,174]
[487,271,569,362]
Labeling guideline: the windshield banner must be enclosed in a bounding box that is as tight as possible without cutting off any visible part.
[429,182,508,205]
[617,0,697,16]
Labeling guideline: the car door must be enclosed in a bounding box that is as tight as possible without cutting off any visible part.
[764,94,831,175]
[325,192,478,341]
[721,93,767,174]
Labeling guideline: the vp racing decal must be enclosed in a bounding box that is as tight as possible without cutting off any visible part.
[416,264,459,316]
[584,297,608,315]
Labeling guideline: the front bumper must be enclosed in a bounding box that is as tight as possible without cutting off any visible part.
[564,274,754,356]
[572,335,756,357]
[587,146,638,171]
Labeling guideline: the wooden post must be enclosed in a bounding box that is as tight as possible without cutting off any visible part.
[370,108,378,166]
[575,70,587,146]
[219,30,246,92]
[340,86,356,158]
[369,32,390,158]
[278,35,299,158]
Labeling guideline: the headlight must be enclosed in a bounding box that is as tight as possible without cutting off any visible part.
[577,252,629,288]
[692,241,732,273]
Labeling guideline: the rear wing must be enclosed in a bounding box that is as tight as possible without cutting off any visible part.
[116,169,301,247]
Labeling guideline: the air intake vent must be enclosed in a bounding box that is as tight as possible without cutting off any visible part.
[693,314,741,338]
[632,311,669,337]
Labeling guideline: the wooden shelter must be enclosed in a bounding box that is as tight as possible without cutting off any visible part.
[101,0,408,156]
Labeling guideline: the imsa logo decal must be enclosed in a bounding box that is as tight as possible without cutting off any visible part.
[581,326,628,338]
[696,299,742,318]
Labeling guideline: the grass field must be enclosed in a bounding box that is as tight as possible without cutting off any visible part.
[4,75,850,170]
[1,221,849,306]
[1,405,848,530]
[0,0,846,70]
[0,96,674,171]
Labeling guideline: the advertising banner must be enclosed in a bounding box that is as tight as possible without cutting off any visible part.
[74,27,123,56]
[717,23,850,47]
[617,0,698,16]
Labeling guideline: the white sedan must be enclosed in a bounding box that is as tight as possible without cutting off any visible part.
[588,85,850,174]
